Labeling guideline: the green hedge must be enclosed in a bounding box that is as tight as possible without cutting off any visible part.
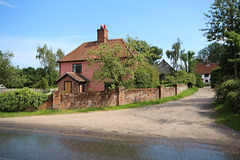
[0,87,48,112]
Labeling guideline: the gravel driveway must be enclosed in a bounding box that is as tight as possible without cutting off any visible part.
[0,87,239,146]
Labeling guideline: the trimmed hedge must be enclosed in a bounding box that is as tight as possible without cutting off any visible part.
[0,87,48,112]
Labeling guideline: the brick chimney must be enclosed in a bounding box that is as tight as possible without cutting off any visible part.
[97,24,108,42]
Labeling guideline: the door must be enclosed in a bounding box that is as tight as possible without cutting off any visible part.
[64,82,72,93]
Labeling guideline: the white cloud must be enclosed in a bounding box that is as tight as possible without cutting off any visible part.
[0,1,15,8]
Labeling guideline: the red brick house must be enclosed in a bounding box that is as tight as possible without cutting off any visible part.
[195,60,219,84]
[56,25,130,93]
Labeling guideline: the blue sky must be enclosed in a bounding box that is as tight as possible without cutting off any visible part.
[0,0,214,68]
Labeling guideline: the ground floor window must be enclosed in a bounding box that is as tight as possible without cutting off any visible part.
[79,83,85,93]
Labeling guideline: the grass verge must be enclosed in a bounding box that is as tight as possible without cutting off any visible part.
[0,87,198,118]
[212,100,240,131]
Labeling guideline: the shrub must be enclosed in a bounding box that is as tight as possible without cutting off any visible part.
[163,70,196,87]
[195,73,205,88]
[211,67,221,88]
[216,79,240,112]
[0,87,48,112]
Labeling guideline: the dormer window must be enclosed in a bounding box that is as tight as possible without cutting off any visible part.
[73,64,82,73]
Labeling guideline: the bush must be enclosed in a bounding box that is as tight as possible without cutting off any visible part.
[211,67,221,88]
[216,79,240,112]
[134,64,160,88]
[195,73,205,88]
[163,70,196,87]
[0,87,48,112]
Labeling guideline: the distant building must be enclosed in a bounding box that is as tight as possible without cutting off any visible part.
[156,59,173,81]
[195,60,219,84]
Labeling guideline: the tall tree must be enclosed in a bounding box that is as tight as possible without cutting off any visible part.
[36,44,65,86]
[197,42,225,63]
[166,38,183,71]
[187,51,196,73]
[126,36,163,65]
[0,51,14,86]
[226,31,240,77]
[202,0,240,77]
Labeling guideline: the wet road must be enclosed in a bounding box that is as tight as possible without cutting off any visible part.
[0,128,239,160]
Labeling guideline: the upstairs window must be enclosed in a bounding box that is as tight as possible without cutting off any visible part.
[205,74,209,77]
[73,64,82,73]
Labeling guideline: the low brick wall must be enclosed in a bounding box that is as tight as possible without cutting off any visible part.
[124,88,159,104]
[51,84,188,110]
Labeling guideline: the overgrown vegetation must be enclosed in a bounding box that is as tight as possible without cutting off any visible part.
[213,99,240,131]
[215,79,240,113]
[0,87,198,118]
[162,70,196,87]
[0,88,48,112]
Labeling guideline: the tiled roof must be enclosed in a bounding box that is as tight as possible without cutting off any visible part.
[58,39,129,62]
[55,72,89,83]
[195,62,219,74]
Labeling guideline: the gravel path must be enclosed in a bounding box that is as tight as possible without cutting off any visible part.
[0,87,239,146]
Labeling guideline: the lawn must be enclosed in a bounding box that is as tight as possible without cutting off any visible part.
[212,100,240,131]
[0,87,198,118]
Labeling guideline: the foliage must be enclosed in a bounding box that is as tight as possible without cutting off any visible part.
[216,79,240,112]
[36,44,65,86]
[225,31,240,78]
[0,51,13,86]
[166,38,183,71]
[197,42,225,63]
[33,78,49,89]
[0,51,28,88]
[126,36,163,65]
[211,67,221,88]
[195,73,205,88]
[0,88,48,112]
[163,70,196,87]
[202,0,240,78]
[134,64,160,88]
[87,38,147,90]
[187,51,196,73]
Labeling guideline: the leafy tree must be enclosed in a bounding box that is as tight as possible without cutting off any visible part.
[166,38,184,71]
[202,0,240,77]
[180,53,188,71]
[197,42,225,63]
[87,39,147,90]
[226,31,240,78]
[0,51,14,86]
[126,36,163,65]
[36,44,65,86]
[187,51,196,73]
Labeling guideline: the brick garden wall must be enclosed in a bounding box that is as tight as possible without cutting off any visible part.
[124,88,159,104]
[51,84,188,110]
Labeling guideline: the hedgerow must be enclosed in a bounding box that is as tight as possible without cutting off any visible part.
[0,87,48,112]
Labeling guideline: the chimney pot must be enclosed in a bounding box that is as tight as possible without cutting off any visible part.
[97,24,108,43]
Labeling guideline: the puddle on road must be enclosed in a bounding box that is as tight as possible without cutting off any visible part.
[0,129,239,160]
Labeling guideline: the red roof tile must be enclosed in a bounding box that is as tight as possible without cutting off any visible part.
[195,62,219,74]
[58,39,129,62]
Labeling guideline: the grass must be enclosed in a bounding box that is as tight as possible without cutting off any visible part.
[0,87,198,118]
[212,100,240,131]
